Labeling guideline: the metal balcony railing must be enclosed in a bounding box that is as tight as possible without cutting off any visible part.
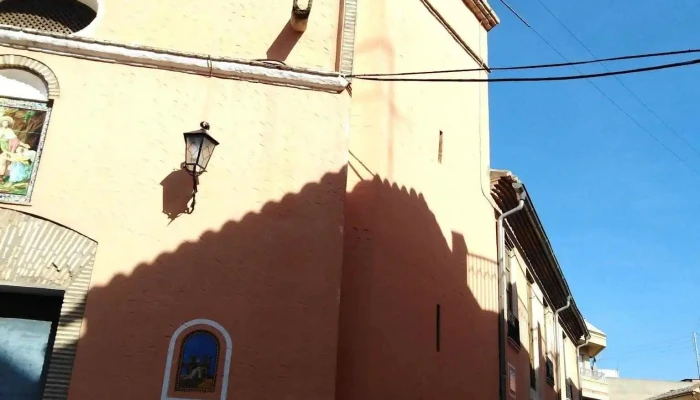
[507,311,520,345]
[545,358,554,386]
[579,367,607,381]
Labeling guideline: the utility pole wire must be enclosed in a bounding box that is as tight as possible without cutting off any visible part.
[531,0,700,164]
[352,57,700,83]
[490,0,700,178]
[693,332,700,379]
[351,47,700,77]
[497,0,531,27]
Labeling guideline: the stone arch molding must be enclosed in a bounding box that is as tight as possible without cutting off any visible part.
[161,319,233,400]
[0,54,60,98]
[0,207,97,400]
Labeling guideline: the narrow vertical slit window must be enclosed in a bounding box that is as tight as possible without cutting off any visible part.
[436,304,441,352]
[437,131,444,163]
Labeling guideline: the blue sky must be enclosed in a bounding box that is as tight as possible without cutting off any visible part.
[488,0,700,381]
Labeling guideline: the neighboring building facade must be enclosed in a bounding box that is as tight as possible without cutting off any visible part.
[646,384,700,400]
[491,170,590,400]
[579,321,610,400]
[608,378,699,400]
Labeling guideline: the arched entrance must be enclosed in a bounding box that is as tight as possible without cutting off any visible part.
[0,207,97,400]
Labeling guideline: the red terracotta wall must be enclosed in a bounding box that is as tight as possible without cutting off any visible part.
[507,342,533,400]
[336,179,499,400]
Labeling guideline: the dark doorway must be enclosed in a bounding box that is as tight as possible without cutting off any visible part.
[0,287,64,400]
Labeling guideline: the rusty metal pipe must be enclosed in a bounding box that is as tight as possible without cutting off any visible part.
[290,0,313,32]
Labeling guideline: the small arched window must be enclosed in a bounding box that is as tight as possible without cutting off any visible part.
[161,319,233,400]
[174,330,220,393]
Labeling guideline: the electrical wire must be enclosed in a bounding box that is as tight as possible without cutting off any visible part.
[485,0,700,177]
[350,47,700,77]
[530,0,700,165]
[350,57,700,83]
[612,335,691,352]
[597,343,693,361]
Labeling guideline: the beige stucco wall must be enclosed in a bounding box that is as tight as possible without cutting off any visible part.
[563,334,581,399]
[1,49,350,249]
[347,0,493,272]
[75,0,341,71]
[1,47,350,400]
[335,0,498,398]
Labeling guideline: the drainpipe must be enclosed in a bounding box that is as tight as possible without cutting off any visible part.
[290,0,313,32]
[575,334,591,400]
[554,296,572,400]
[498,183,527,400]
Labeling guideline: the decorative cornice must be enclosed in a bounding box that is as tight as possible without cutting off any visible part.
[0,26,349,93]
[463,0,500,32]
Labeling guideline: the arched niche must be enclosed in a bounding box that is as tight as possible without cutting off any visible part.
[0,69,48,101]
[161,319,233,400]
[0,55,60,100]
[0,207,98,400]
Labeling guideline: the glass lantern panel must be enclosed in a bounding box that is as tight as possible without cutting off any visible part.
[184,135,204,173]
[198,137,217,170]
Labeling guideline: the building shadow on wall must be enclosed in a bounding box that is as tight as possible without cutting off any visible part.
[50,168,513,400]
[336,175,503,400]
[160,167,196,223]
[266,22,303,62]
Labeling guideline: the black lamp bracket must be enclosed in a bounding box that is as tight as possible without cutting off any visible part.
[184,121,210,213]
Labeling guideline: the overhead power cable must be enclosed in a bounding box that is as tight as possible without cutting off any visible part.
[505,2,700,177]
[530,0,700,163]
[350,57,700,83]
[350,47,700,78]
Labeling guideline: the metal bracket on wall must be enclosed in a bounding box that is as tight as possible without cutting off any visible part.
[290,0,313,32]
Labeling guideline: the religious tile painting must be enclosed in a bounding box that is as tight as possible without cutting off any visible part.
[174,330,220,393]
[0,97,51,204]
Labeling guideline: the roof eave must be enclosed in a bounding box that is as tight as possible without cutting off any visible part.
[462,0,500,31]
[490,170,589,341]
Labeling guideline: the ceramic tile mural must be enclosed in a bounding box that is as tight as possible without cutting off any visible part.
[174,330,220,393]
[0,97,51,204]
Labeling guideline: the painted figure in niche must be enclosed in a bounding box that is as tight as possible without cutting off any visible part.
[7,144,36,183]
[0,98,50,203]
[174,330,219,393]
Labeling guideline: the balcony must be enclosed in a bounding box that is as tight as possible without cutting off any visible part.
[507,311,521,347]
[582,320,607,359]
[579,367,609,400]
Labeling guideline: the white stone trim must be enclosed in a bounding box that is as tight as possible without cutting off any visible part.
[0,54,60,98]
[160,319,233,400]
[73,0,104,37]
[0,26,349,93]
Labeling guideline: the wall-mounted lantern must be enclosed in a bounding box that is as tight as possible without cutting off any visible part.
[182,121,220,213]
[290,0,313,32]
